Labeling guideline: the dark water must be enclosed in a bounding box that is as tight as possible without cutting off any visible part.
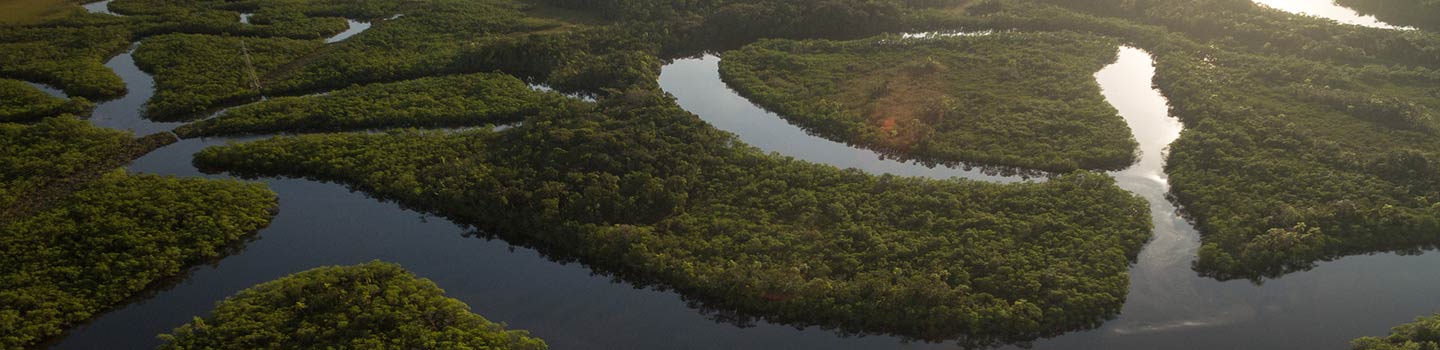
[87,48,184,136]
[22,82,67,99]
[660,49,1440,350]
[48,34,1440,350]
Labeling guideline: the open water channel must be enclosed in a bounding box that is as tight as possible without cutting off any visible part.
[44,2,1440,349]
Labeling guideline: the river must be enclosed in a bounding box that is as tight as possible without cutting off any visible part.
[1250,0,1410,29]
[46,5,1440,349]
[663,48,1440,350]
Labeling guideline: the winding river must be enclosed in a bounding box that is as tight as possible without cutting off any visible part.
[664,49,1440,349]
[46,4,1440,349]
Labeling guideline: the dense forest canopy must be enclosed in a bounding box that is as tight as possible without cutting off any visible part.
[1351,313,1440,350]
[0,116,134,212]
[0,171,276,350]
[721,32,1137,172]
[3,0,1440,347]
[0,79,92,123]
[156,262,548,350]
[193,90,1152,345]
[174,73,578,137]
[0,23,131,99]
[0,118,277,350]
[133,33,321,120]
[1334,0,1440,32]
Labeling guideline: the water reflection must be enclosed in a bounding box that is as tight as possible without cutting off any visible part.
[80,0,116,15]
[24,82,68,99]
[1250,0,1409,29]
[42,24,1440,350]
[660,55,1037,183]
[661,47,1440,350]
[88,46,184,136]
[324,19,372,44]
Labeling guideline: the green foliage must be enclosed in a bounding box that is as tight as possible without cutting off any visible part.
[264,0,545,94]
[132,33,321,121]
[155,262,547,350]
[109,0,361,39]
[0,170,277,350]
[0,24,132,99]
[1352,314,1440,350]
[174,73,575,137]
[904,0,1440,280]
[721,32,1138,172]
[1034,0,1440,68]
[0,110,275,350]
[242,0,668,97]
[0,79,93,122]
[456,25,665,93]
[539,0,918,43]
[1336,0,1440,32]
[1154,46,1440,279]
[0,116,131,209]
[193,90,1152,344]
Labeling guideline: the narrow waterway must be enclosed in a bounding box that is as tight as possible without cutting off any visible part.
[45,35,1440,350]
[659,48,1440,349]
[659,58,1031,183]
[22,82,66,98]
[88,47,184,135]
[1250,0,1409,29]
[324,19,372,44]
[80,0,116,16]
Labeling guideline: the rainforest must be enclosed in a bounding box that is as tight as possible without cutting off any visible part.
[1,0,1438,349]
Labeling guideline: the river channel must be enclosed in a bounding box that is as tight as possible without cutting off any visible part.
[46,3,1440,349]
[1250,0,1410,29]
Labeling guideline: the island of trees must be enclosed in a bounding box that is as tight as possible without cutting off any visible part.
[720,32,1138,172]
[0,79,91,122]
[0,117,277,350]
[193,89,1153,345]
[173,73,576,137]
[1351,313,1440,350]
[156,262,547,350]
[3,0,1440,347]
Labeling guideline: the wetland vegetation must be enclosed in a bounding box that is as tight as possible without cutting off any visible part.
[721,32,1138,172]
[1334,0,1440,32]
[0,117,277,350]
[4,0,1440,348]
[193,92,1152,345]
[1351,313,1440,350]
[0,80,92,123]
[155,262,547,350]
[133,34,321,120]
[174,73,575,137]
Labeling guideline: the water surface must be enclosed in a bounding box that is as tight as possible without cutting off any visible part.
[324,19,372,44]
[47,40,1440,350]
[80,0,116,15]
[661,48,1440,350]
[661,57,1032,183]
[1250,0,1408,29]
[87,47,184,136]
[23,82,67,99]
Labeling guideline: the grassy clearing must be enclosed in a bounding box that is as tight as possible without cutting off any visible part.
[0,0,79,25]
